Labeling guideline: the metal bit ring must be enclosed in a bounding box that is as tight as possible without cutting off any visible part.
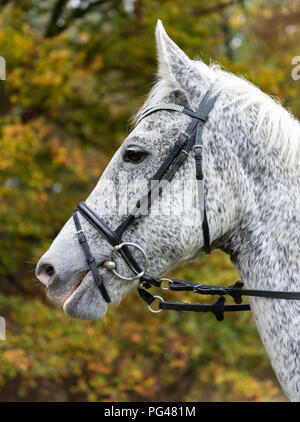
[107,242,148,282]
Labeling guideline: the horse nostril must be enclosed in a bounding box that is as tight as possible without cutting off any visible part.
[36,262,56,286]
[45,265,55,277]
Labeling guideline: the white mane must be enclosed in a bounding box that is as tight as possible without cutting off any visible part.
[134,61,300,171]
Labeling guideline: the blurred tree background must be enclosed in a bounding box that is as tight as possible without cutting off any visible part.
[0,0,299,401]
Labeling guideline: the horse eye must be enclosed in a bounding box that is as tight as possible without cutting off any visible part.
[123,147,147,164]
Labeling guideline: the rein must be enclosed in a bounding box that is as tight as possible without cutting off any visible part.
[72,88,300,321]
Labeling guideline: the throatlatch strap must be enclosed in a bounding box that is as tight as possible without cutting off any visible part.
[192,91,220,254]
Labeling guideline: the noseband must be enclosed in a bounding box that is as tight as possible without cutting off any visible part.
[72,88,300,321]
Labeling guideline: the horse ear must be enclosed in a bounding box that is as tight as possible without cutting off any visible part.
[155,20,212,103]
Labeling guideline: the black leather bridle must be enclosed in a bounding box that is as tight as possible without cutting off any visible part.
[72,89,300,321]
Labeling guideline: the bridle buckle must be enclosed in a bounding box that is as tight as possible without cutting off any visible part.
[193,144,203,150]
[180,132,191,143]
[180,149,189,160]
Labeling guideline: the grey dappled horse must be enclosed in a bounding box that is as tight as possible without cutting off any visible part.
[36,21,300,401]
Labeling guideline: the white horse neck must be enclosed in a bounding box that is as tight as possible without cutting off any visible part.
[229,121,300,401]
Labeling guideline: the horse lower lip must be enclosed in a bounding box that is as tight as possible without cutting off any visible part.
[76,270,89,287]
[64,265,108,302]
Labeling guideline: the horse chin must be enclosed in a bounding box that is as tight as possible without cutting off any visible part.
[62,270,108,320]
